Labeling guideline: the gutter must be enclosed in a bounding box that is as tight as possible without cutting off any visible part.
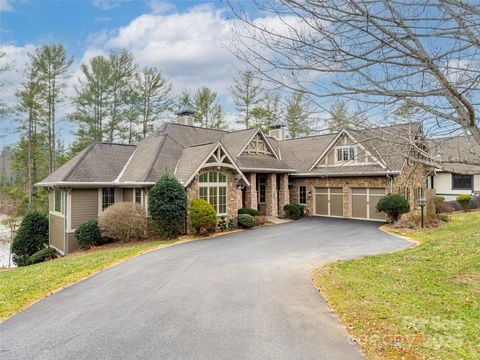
[239,167,295,173]
[290,171,400,177]
[35,181,156,188]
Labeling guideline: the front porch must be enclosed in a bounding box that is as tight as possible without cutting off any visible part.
[242,172,290,217]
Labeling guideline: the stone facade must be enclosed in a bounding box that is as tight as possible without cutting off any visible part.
[392,161,427,210]
[266,173,278,216]
[244,172,257,210]
[278,173,289,216]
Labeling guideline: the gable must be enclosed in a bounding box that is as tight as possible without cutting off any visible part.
[203,146,234,169]
[241,132,277,158]
[310,130,385,170]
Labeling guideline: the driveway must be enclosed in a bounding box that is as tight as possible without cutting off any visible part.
[0,217,412,360]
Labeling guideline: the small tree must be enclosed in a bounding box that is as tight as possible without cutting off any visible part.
[149,174,187,239]
[376,194,410,223]
[456,194,472,212]
[11,211,49,266]
[189,198,217,235]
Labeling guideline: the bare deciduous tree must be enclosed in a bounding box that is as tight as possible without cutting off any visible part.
[230,0,480,169]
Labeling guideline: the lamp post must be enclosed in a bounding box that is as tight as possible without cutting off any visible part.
[418,198,427,228]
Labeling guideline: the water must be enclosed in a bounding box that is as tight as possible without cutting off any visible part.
[0,215,15,268]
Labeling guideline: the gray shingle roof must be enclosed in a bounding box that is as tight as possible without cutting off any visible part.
[38,121,446,187]
[427,135,480,174]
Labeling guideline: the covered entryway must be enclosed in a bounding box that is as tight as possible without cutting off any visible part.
[351,188,386,221]
[314,187,344,217]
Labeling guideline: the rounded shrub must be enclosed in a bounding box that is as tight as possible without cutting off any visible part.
[190,198,217,235]
[11,211,49,266]
[99,202,148,242]
[148,174,187,239]
[75,219,101,249]
[376,194,410,223]
[26,247,58,265]
[434,195,453,214]
[238,214,256,228]
[284,204,305,220]
[238,208,262,216]
[456,194,472,212]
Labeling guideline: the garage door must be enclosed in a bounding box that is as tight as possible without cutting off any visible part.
[351,188,386,221]
[315,187,343,217]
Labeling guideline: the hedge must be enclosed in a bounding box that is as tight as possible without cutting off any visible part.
[238,214,256,228]
[190,198,217,235]
[238,208,262,216]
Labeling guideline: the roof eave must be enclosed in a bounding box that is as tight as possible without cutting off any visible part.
[290,171,400,177]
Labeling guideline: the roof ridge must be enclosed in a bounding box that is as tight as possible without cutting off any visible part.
[281,133,338,141]
[166,122,229,133]
[62,143,96,181]
[144,135,168,182]
[99,142,136,147]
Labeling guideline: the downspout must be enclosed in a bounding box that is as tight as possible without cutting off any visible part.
[386,173,393,194]
[64,189,68,254]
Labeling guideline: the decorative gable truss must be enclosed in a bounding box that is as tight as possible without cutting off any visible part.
[309,129,386,170]
[204,146,234,168]
[241,132,278,158]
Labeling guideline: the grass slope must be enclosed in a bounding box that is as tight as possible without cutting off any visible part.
[314,212,480,360]
[0,239,179,322]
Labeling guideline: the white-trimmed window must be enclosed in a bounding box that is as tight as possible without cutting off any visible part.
[199,171,227,215]
[54,189,62,213]
[135,189,142,204]
[299,185,307,205]
[336,146,355,162]
[102,188,115,210]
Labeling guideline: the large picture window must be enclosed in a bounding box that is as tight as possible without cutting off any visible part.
[199,172,227,215]
[102,188,115,210]
[452,174,473,190]
[299,185,307,205]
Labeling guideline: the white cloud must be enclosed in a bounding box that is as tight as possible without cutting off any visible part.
[148,0,174,14]
[0,0,13,12]
[92,0,120,11]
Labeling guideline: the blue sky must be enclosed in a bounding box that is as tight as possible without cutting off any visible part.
[0,0,266,148]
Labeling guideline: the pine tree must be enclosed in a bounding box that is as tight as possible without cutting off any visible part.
[285,92,312,139]
[134,67,172,139]
[193,87,227,129]
[32,44,73,174]
[231,71,263,129]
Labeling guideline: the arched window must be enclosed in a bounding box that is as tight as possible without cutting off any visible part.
[198,171,227,215]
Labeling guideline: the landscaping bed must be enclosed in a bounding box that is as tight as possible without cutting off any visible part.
[313,212,480,359]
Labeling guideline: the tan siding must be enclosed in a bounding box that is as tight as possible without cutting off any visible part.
[71,189,99,229]
[67,232,78,253]
[123,189,133,202]
[49,213,65,253]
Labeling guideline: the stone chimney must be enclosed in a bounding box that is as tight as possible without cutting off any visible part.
[175,108,195,126]
[268,121,286,140]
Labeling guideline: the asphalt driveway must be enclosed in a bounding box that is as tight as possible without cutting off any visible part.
[0,217,412,360]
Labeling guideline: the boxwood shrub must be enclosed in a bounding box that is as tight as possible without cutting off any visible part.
[75,219,101,249]
[456,194,472,212]
[238,214,256,228]
[11,211,49,266]
[284,204,305,220]
[190,198,217,235]
[26,247,58,265]
[376,194,410,223]
[238,208,262,216]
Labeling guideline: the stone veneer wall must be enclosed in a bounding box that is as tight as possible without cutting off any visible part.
[391,161,427,210]
[186,166,241,224]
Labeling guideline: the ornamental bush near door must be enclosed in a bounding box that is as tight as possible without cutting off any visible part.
[283,204,305,220]
[238,214,256,228]
[190,198,217,235]
[11,211,49,266]
[149,174,187,239]
[238,208,262,216]
[456,194,472,212]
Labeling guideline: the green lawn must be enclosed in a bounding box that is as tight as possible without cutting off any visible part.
[0,239,181,322]
[314,212,480,360]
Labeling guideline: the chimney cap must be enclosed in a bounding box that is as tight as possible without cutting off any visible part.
[175,107,196,116]
[269,121,286,130]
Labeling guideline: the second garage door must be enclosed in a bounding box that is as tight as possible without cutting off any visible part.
[315,187,344,217]
[351,188,386,221]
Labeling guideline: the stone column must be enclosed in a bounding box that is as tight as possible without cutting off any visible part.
[266,173,278,216]
[278,173,289,217]
[244,173,257,210]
